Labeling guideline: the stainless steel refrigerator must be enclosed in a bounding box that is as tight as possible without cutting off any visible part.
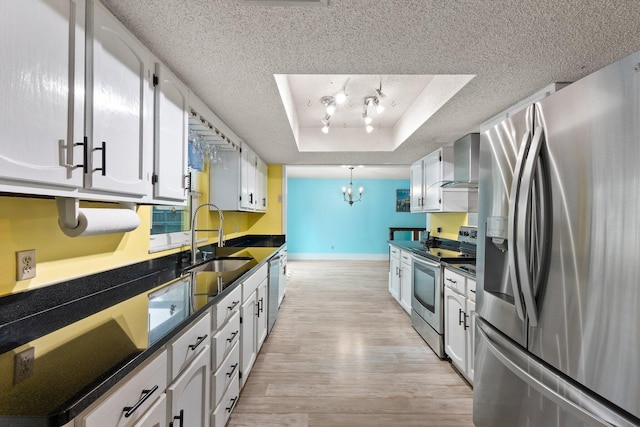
[474,50,640,426]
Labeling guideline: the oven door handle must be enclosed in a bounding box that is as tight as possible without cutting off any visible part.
[411,255,440,269]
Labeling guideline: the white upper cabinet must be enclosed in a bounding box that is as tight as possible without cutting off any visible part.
[240,146,256,211]
[210,144,268,212]
[152,62,189,204]
[86,0,153,198]
[0,0,85,190]
[411,146,473,212]
[256,157,268,211]
[410,161,424,212]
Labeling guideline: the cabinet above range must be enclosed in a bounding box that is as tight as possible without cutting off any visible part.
[410,134,479,213]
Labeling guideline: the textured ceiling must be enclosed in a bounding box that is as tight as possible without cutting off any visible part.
[100,0,640,167]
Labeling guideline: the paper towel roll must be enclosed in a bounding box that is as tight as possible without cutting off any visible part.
[59,207,140,237]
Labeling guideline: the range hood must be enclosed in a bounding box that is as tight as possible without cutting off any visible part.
[441,133,479,188]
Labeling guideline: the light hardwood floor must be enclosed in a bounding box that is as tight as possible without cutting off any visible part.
[228,260,474,427]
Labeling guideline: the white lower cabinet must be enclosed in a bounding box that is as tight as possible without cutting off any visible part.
[212,342,240,408]
[444,287,466,370]
[211,373,239,427]
[239,264,268,388]
[212,310,240,370]
[168,313,211,380]
[77,351,168,427]
[443,268,475,384]
[400,252,412,314]
[133,393,166,427]
[466,298,476,382]
[388,245,412,315]
[389,245,401,301]
[240,290,258,388]
[256,279,268,349]
[166,346,210,427]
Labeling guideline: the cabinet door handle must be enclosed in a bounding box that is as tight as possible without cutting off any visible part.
[82,136,89,173]
[464,313,470,330]
[458,308,464,326]
[227,330,239,342]
[93,141,106,176]
[122,384,158,418]
[226,396,238,413]
[188,334,208,350]
[169,409,184,427]
[227,300,240,311]
[249,193,254,204]
[255,301,260,317]
[226,363,239,377]
[184,173,191,191]
[61,138,86,171]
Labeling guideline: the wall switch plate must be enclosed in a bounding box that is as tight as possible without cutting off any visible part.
[14,347,35,385]
[16,249,36,280]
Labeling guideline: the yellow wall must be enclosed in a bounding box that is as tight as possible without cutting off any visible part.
[0,164,283,297]
[428,212,469,240]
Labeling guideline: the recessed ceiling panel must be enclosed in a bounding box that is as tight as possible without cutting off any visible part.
[275,73,474,152]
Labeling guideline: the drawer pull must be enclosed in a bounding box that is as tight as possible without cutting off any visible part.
[226,363,238,377]
[169,409,184,427]
[123,384,158,418]
[188,334,208,350]
[226,330,239,342]
[226,396,238,413]
[446,277,457,284]
[227,300,240,311]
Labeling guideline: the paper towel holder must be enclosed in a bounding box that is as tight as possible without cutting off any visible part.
[56,197,137,230]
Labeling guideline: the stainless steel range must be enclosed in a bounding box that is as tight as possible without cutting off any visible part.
[411,226,477,358]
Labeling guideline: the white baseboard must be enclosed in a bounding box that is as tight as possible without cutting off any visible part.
[288,253,389,261]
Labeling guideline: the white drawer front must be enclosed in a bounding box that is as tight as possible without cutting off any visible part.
[211,373,239,427]
[443,268,466,295]
[79,351,167,427]
[468,278,476,302]
[212,310,240,370]
[211,341,240,407]
[211,285,241,331]
[169,312,211,380]
[389,245,400,257]
[242,263,268,303]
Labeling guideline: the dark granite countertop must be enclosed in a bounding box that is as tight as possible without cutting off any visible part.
[0,235,285,426]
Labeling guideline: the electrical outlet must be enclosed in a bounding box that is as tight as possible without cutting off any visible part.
[16,249,36,280]
[14,347,35,385]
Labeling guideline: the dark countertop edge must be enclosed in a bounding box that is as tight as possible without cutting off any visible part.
[0,237,284,425]
[441,262,477,280]
[388,240,424,251]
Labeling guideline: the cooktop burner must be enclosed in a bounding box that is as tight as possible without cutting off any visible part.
[410,246,476,263]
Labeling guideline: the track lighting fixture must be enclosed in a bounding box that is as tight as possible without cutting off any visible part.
[319,79,389,134]
[321,96,336,115]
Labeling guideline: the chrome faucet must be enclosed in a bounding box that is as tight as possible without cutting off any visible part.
[191,203,224,264]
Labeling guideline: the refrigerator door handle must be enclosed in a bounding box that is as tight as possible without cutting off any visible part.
[507,132,530,322]
[516,126,546,327]
[477,319,635,427]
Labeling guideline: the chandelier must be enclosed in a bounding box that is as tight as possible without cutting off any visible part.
[342,166,363,206]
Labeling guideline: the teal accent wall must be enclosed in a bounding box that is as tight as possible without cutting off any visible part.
[287,178,426,256]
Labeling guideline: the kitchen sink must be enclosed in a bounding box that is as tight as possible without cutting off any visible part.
[184,256,253,274]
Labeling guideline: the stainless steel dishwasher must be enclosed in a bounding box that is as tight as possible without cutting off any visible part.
[267,253,281,333]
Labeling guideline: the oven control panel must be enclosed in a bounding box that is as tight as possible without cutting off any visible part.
[458,226,477,244]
